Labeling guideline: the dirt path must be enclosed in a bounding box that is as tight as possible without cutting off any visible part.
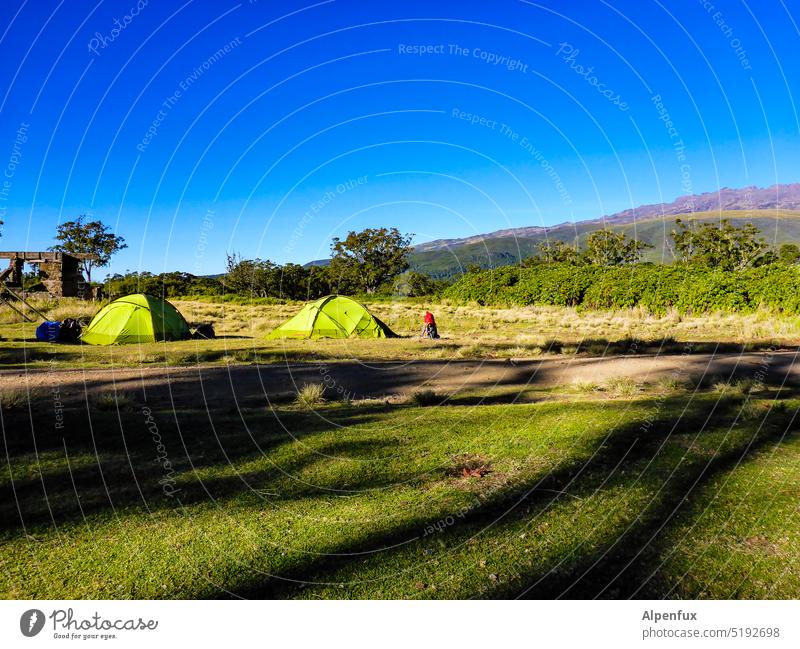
[2,351,797,408]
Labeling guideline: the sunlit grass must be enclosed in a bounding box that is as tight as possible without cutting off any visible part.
[1,388,797,599]
[0,297,797,369]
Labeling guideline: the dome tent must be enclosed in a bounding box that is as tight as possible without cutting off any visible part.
[81,294,191,345]
[268,295,396,339]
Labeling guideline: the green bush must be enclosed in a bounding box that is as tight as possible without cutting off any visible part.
[745,264,800,313]
[442,263,800,314]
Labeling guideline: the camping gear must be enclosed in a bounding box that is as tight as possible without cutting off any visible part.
[193,323,216,339]
[36,320,61,342]
[58,318,82,342]
[268,295,397,339]
[34,318,83,343]
[81,294,191,345]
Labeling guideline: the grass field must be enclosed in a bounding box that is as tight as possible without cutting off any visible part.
[1,379,798,599]
[1,295,799,599]
[1,296,799,369]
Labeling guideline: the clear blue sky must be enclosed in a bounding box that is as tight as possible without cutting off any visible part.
[1,0,798,277]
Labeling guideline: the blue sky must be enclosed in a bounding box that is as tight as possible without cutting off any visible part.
[0,0,798,277]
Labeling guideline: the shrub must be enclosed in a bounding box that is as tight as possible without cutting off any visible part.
[295,383,326,408]
[443,263,800,315]
[411,389,442,406]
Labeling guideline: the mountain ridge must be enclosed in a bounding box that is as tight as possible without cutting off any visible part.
[414,183,800,253]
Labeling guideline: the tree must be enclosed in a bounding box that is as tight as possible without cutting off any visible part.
[393,271,439,297]
[278,262,313,299]
[535,239,581,264]
[671,218,768,271]
[50,215,127,283]
[583,230,652,266]
[224,253,279,297]
[223,254,336,299]
[779,242,800,265]
[104,271,222,298]
[329,227,412,294]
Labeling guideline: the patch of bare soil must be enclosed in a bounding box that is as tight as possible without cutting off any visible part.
[446,454,493,479]
[0,352,798,408]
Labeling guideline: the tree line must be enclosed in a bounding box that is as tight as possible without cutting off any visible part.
[40,214,800,301]
[105,227,445,299]
[529,219,800,271]
[218,227,440,299]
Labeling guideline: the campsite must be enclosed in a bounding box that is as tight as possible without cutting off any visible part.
[2,2,800,626]
[2,289,800,599]
[2,214,800,602]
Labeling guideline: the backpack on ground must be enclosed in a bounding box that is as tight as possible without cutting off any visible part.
[58,318,82,342]
[193,323,216,339]
[36,321,61,342]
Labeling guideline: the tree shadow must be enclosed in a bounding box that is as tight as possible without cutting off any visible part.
[524,405,798,599]
[0,348,88,365]
[2,381,797,599]
[0,401,398,533]
[223,394,795,599]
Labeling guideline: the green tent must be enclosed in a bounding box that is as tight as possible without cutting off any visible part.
[81,294,191,345]
[268,295,396,339]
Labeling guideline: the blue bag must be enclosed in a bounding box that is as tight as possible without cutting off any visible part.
[36,320,61,342]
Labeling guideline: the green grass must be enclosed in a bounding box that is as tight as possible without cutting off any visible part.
[1,384,798,599]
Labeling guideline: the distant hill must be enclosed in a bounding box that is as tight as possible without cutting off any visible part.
[410,183,800,278]
[303,259,330,268]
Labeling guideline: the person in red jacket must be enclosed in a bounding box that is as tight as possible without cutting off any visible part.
[421,310,439,338]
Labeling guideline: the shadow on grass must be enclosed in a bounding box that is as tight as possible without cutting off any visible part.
[539,337,789,356]
[2,381,797,599]
[508,403,796,599]
[0,348,89,365]
[444,391,542,406]
[0,401,399,533]
[222,395,796,599]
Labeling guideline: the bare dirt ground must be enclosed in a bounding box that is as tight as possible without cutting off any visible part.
[3,351,798,408]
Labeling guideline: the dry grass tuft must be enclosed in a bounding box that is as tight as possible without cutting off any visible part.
[295,383,326,408]
[603,377,643,397]
[656,376,694,392]
[92,393,134,411]
[572,381,601,393]
[711,378,765,396]
[0,388,45,411]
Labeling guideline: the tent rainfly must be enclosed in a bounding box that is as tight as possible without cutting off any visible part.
[81,294,191,345]
[267,295,396,339]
